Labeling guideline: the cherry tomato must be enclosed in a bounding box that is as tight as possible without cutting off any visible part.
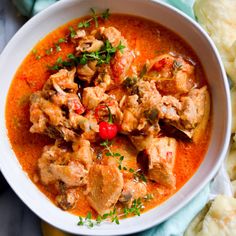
[99,121,118,140]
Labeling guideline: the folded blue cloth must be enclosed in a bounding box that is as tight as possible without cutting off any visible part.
[9,1,209,236]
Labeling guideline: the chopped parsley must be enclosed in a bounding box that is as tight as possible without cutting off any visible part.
[48,40,125,71]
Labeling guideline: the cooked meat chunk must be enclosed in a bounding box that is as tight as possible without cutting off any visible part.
[55,188,79,211]
[137,137,177,188]
[73,139,93,169]
[29,68,86,141]
[180,86,208,129]
[111,48,134,84]
[158,95,182,121]
[100,27,122,47]
[49,161,87,187]
[129,135,155,152]
[77,60,97,83]
[76,35,104,53]
[38,139,93,187]
[119,179,147,207]
[86,164,123,215]
[137,80,162,108]
[145,54,195,94]
[121,95,140,132]
[44,68,78,93]
[82,86,109,109]
[74,29,86,39]
[29,92,65,133]
[168,86,210,139]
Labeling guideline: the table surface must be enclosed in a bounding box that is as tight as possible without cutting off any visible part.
[0,1,42,236]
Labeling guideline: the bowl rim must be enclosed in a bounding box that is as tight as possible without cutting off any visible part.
[0,0,232,235]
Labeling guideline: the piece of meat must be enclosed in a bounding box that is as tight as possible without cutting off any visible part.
[86,164,124,215]
[55,188,79,211]
[29,68,86,141]
[38,141,89,187]
[119,179,147,207]
[146,54,195,94]
[137,80,162,110]
[29,92,65,133]
[44,68,78,93]
[49,161,88,187]
[100,27,122,47]
[167,86,210,140]
[180,86,208,129]
[121,95,140,132]
[82,86,109,109]
[158,95,182,121]
[111,48,134,84]
[76,35,104,54]
[72,139,93,170]
[77,60,97,83]
[129,135,155,152]
[137,137,177,188]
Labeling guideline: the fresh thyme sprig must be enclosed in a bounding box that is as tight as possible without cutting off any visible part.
[76,8,110,31]
[100,141,147,182]
[77,209,119,228]
[48,40,125,71]
[123,198,144,217]
[128,168,147,183]
[77,197,146,228]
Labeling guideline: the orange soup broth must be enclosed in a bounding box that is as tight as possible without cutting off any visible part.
[5,14,211,217]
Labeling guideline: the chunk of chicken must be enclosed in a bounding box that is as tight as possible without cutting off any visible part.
[137,137,177,188]
[55,188,79,211]
[137,80,162,110]
[169,86,210,140]
[76,35,104,54]
[100,27,122,47]
[119,180,147,207]
[121,95,140,132]
[44,68,78,93]
[38,139,93,187]
[30,68,85,141]
[77,60,97,83]
[82,86,109,109]
[158,95,182,121]
[38,144,88,187]
[111,48,134,84]
[86,164,124,215]
[72,139,93,170]
[145,54,195,94]
[129,135,155,152]
[180,86,208,129]
[29,92,65,133]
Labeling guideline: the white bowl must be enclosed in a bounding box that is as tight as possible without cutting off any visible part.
[0,0,231,235]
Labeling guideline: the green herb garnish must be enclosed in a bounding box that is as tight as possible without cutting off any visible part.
[76,8,110,30]
[48,40,125,70]
[77,209,119,228]
[69,26,76,38]
[124,198,144,217]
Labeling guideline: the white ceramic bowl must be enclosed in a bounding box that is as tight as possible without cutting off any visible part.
[0,0,231,235]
